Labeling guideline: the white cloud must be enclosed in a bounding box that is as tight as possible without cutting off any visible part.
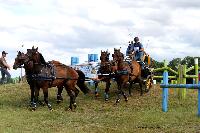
[0,0,200,78]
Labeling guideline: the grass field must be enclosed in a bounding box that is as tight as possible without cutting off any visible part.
[0,82,200,133]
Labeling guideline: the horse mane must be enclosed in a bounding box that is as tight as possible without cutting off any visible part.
[39,53,46,64]
[38,53,70,68]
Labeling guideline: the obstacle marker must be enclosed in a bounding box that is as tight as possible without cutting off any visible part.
[160,71,200,117]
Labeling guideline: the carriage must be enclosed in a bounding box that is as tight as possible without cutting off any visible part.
[96,49,154,102]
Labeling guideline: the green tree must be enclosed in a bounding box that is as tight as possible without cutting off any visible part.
[168,58,182,71]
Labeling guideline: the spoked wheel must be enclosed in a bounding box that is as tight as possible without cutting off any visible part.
[144,75,153,92]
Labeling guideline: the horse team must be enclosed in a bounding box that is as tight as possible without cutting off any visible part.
[13,47,153,111]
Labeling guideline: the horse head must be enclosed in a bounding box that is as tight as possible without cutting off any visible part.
[100,50,110,63]
[111,48,125,73]
[26,47,46,65]
[13,51,30,69]
[112,48,124,63]
[99,50,111,74]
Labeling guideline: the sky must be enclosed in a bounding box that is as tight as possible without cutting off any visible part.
[0,0,200,77]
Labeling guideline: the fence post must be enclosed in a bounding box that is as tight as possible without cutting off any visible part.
[198,86,200,117]
[195,58,199,84]
[182,65,187,98]
[198,71,200,116]
[177,65,182,99]
[162,60,168,112]
[177,65,187,99]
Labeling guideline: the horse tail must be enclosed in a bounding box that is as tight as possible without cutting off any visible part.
[76,70,90,94]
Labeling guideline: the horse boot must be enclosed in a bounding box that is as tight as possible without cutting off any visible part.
[57,94,63,103]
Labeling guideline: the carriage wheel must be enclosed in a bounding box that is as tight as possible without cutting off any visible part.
[144,75,153,92]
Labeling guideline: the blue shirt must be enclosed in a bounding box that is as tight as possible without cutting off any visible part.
[126,42,143,55]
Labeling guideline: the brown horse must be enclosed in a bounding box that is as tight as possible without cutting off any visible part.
[13,51,38,109]
[13,48,89,111]
[95,50,112,101]
[111,48,144,104]
[126,51,154,92]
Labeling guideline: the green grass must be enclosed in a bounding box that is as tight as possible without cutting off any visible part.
[0,83,200,133]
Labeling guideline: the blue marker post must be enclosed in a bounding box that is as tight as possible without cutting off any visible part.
[162,70,168,112]
[161,71,200,117]
[161,84,200,116]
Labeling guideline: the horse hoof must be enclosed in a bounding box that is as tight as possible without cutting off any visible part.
[95,93,99,97]
[57,100,62,104]
[67,105,73,111]
[125,98,128,102]
[73,103,77,109]
[47,104,52,110]
[30,102,36,111]
[66,108,71,111]
[31,107,36,111]
[67,108,75,112]
[116,99,120,103]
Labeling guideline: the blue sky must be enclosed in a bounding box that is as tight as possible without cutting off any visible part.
[0,0,200,77]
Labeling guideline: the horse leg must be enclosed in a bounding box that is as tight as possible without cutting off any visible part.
[94,81,100,98]
[30,85,36,111]
[138,77,144,96]
[121,82,128,102]
[115,82,128,104]
[35,87,45,106]
[104,80,111,101]
[115,83,121,104]
[73,87,79,109]
[57,86,64,103]
[65,88,76,111]
[128,81,133,96]
[122,90,128,102]
[42,87,52,110]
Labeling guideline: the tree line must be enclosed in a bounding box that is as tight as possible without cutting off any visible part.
[152,56,200,83]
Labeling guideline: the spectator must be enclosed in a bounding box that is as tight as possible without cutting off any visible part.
[0,51,11,84]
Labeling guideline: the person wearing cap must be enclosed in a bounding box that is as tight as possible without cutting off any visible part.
[0,51,11,84]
